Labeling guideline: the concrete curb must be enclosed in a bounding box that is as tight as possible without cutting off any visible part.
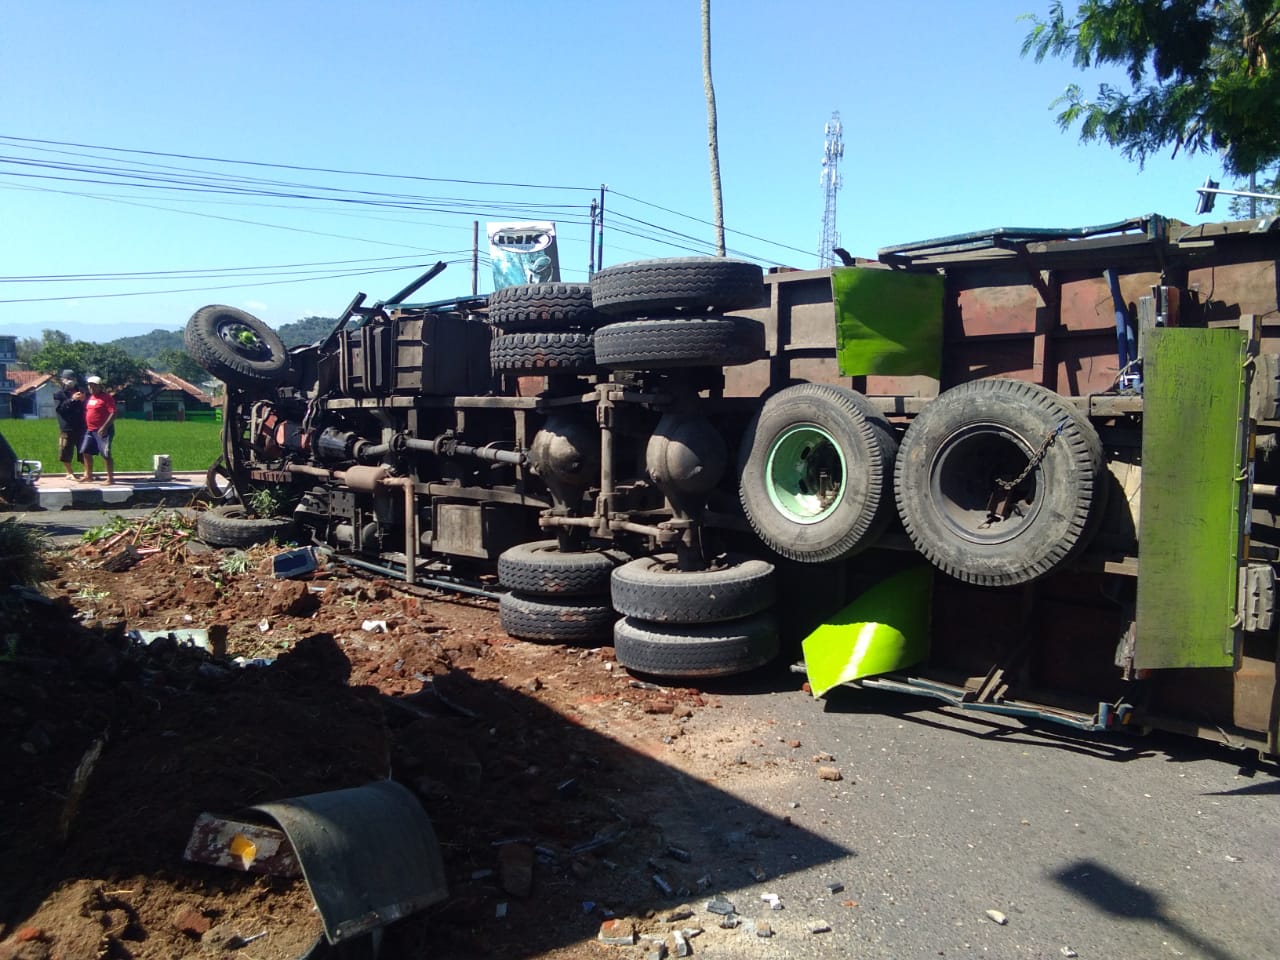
[31,473,210,511]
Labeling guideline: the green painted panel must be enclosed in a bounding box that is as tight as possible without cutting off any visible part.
[832,268,943,378]
[802,565,932,697]
[1135,327,1248,669]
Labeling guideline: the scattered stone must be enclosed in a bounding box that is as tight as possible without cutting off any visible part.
[666,845,692,863]
[1060,949,1078,958]
[813,751,834,762]
[663,908,694,923]
[495,902,508,919]
[749,864,767,881]
[826,881,845,894]
[810,921,832,934]
[718,915,741,929]
[788,739,802,748]
[985,909,1008,925]
[498,843,535,897]
[643,700,676,714]
[672,929,691,957]
[266,579,318,617]
[14,929,43,943]
[840,899,859,908]
[170,906,210,937]
[706,898,735,916]
[1226,855,1244,863]
[653,874,673,896]
[645,941,667,960]
[597,918,636,945]
[470,868,494,880]
[756,921,773,938]
[818,766,843,781]
[695,874,711,891]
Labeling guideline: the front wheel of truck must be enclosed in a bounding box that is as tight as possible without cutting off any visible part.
[186,305,289,389]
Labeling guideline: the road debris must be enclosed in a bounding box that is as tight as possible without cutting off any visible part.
[597,918,636,945]
[706,897,736,916]
[818,766,843,781]
[985,909,1009,925]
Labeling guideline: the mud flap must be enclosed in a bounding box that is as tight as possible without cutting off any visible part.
[252,780,447,946]
[802,565,932,696]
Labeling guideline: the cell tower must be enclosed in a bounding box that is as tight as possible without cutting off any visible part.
[818,111,843,268]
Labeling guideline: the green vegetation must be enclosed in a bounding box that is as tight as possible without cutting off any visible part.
[0,517,50,585]
[1023,1,1280,186]
[0,419,221,472]
[17,315,336,384]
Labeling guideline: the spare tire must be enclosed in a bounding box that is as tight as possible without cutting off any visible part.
[197,504,297,549]
[591,257,764,316]
[738,383,897,563]
[186,306,289,389]
[894,378,1107,586]
[487,282,607,330]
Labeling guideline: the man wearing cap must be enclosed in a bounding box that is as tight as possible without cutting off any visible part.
[53,370,86,479]
[80,376,117,484]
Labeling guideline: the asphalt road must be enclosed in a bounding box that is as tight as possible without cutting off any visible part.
[9,506,1278,959]
[669,676,1280,960]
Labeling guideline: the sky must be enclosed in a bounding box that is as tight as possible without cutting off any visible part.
[0,0,1233,345]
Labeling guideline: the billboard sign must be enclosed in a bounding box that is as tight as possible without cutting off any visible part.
[488,221,560,290]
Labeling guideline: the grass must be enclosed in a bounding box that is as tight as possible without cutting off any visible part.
[0,418,222,473]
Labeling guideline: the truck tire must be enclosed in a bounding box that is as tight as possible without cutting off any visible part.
[487,283,607,330]
[610,553,775,623]
[591,257,765,316]
[738,383,897,563]
[498,540,630,597]
[186,305,289,389]
[499,592,617,644]
[490,332,596,375]
[197,504,297,549]
[593,317,765,369]
[894,378,1107,586]
[613,613,780,679]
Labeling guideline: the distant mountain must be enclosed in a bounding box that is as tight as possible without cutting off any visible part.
[110,328,185,360]
[278,316,339,347]
[102,316,338,358]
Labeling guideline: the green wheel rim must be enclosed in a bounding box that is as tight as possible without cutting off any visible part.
[763,423,845,523]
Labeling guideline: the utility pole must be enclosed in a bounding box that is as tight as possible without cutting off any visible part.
[818,112,843,268]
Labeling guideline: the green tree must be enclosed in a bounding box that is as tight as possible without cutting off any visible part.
[153,347,209,384]
[1022,1,1280,177]
[30,340,146,390]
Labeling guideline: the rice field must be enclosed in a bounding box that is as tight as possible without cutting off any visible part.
[1,418,222,473]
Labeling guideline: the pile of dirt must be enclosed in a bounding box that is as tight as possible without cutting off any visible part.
[0,516,759,960]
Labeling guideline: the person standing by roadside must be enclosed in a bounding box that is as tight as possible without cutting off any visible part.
[52,369,86,479]
[80,376,117,485]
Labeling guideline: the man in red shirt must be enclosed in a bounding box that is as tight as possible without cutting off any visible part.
[80,376,117,484]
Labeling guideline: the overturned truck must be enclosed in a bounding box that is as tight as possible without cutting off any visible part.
[187,212,1280,757]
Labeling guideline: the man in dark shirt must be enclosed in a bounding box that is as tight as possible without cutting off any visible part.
[53,370,86,479]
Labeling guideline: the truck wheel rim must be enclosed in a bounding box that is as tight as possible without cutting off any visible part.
[929,423,1044,545]
[217,318,271,362]
[764,423,846,524]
